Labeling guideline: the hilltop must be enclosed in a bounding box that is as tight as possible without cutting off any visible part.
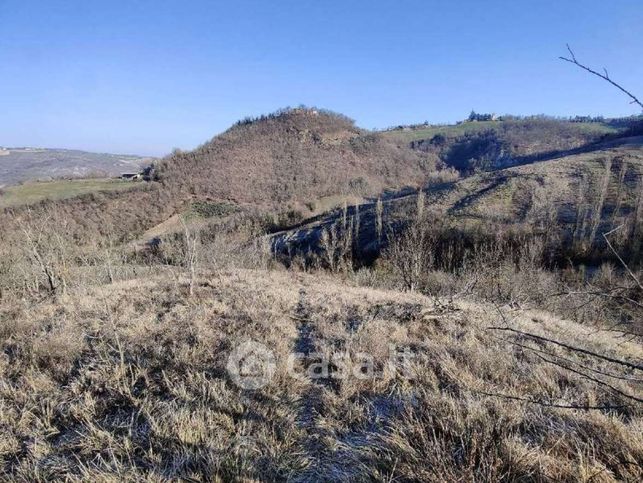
[0,108,434,243]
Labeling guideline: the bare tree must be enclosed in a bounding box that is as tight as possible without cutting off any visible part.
[558,45,643,338]
[341,201,348,229]
[14,208,74,296]
[180,217,199,296]
[21,222,60,294]
[385,190,436,291]
[319,222,352,272]
[375,197,384,243]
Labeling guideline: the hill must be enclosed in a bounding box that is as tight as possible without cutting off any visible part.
[0,147,153,188]
[272,135,643,265]
[0,111,641,481]
[154,108,432,207]
[3,111,642,263]
[381,117,621,144]
[0,109,436,245]
[383,117,635,173]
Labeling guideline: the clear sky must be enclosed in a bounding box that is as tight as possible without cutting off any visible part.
[1,0,642,156]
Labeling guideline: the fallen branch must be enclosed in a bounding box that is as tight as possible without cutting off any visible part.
[474,390,628,411]
[492,334,642,383]
[532,352,643,404]
[486,326,643,371]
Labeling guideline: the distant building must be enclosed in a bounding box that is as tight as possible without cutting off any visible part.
[121,173,142,181]
[468,111,498,122]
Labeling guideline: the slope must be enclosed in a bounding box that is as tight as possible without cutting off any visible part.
[383,117,631,173]
[272,135,643,262]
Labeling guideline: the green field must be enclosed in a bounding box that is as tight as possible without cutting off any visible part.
[0,178,137,208]
[381,120,619,143]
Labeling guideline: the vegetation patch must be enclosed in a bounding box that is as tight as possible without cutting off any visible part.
[188,200,240,219]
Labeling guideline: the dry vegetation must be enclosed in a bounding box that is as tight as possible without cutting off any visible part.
[0,108,642,481]
[274,135,643,273]
[154,108,434,208]
[0,267,640,481]
[399,117,627,173]
[0,187,641,481]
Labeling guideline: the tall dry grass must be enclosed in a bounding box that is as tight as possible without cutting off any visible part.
[0,269,640,481]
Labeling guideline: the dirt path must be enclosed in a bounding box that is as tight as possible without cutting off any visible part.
[291,286,338,481]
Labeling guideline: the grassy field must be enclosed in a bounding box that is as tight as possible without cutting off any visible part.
[0,178,137,208]
[382,120,619,143]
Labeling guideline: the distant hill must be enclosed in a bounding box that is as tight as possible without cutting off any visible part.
[154,108,432,207]
[382,117,639,173]
[0,147,153,187]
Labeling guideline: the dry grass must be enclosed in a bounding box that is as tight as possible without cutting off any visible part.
[1,268,640,481]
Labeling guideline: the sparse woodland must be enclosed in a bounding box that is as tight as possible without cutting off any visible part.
[0,107,642,481]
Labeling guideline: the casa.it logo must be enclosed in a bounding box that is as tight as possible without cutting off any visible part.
[226,340,277,390]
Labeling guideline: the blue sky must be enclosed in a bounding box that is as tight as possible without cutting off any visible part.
[1,0,642,156]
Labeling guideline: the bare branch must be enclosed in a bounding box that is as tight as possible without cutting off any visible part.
[602,225,643,291]
[560,45,643,111]
[550,288,643,310]
[532,352,643,404]
[566,43,577,63]
[474,390,628,411]
[492,334,643,383]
